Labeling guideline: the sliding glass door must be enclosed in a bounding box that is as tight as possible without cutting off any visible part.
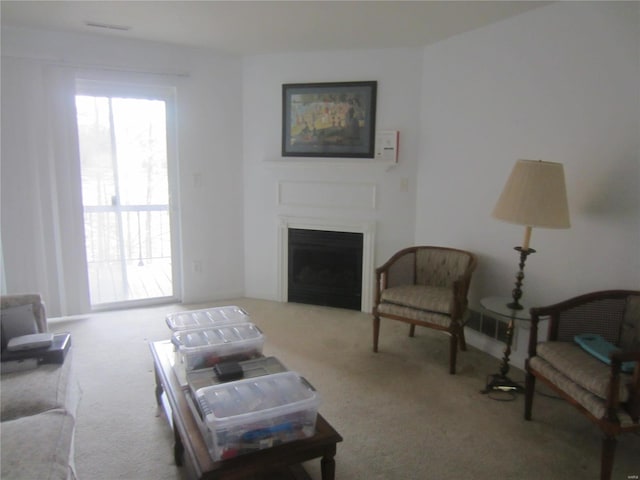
[75,81,179,307]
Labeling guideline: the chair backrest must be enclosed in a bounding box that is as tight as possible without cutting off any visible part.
[536,291,640,347]
[556,297,627,343]
[416,247,475,288]
[620,295,640,350]
[385,250,416,287]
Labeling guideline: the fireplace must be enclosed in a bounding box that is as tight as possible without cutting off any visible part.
[288,229,363,310]
[278,216,375,313]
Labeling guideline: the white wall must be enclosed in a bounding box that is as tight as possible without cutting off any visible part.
[417,1,639,367]
[418,1,639,308]
[1,55,55,305]
[241,1,639,315]
[1,26,245,315]
[242,49,422,303]
[2,1,638,334]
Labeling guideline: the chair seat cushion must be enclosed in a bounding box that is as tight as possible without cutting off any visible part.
[528,355,638,425]
[376,303,453,328]
[535,342,631,402]
[380,285,452,315]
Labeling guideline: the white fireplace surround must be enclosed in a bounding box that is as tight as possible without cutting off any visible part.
[278,216,376,313]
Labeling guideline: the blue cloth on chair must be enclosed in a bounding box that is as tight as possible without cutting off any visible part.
[574,333,636,373]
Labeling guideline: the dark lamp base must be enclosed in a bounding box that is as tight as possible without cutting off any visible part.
[482,374,524,394]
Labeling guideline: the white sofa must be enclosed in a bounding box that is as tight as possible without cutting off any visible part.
[1,294,81,480]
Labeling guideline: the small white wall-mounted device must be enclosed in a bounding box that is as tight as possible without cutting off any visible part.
[375,130,399,163]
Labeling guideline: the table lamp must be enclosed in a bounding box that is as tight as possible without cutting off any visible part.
[492,159,570,310]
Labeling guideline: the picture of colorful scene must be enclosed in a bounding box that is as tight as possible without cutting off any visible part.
[289,92,368,147]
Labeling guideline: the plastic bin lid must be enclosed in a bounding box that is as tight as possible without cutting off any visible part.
[166,306,250,330]
[172,322,263,349]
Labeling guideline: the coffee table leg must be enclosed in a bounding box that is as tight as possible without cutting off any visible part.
[153,366,164,418]
[155,384,164,409]
[153,366,163,406]
[173,414,184,466]
[321,453,336,480]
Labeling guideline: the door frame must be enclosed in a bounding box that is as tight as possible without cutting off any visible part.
[75,78,182,310]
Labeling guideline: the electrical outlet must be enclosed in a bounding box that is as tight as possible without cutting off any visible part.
[192,260,202,273]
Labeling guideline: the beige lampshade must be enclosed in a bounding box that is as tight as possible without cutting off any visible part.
[492,159,570,229]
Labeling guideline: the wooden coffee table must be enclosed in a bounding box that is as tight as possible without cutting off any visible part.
[149,341,343,480]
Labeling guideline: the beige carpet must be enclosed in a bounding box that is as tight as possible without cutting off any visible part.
[50,298,640,480]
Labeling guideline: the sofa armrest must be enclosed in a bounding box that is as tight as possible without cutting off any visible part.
[1,294,47,333]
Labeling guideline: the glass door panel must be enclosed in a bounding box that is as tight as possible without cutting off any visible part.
[76,94,174,306]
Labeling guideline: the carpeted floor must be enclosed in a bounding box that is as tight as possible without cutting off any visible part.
[50,298,640,480]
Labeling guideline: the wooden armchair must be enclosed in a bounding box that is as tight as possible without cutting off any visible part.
[372,246,477,374]
[524,290,640,480]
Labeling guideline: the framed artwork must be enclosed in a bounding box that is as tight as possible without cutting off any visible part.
[282,81,377,158]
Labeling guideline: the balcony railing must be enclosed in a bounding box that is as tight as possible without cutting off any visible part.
[83,205,173,305]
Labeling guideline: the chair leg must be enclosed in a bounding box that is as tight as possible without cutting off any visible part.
[601,435,616,480]
[373,316,380,353]
[524,372,536,420]
[409,324,416,337]
[449,333,458,374]
[458,324,467,351]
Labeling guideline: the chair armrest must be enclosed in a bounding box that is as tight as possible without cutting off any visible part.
[527,309,543,359]
[451,275,472,319]
[374,268,386,308]
[447,253,477,322]
[607,350,640,422]
[374,248,417,297]
[452,268,474,298]
[610,350,640,364]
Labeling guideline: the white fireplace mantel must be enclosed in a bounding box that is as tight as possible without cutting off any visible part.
[278,216,376,313]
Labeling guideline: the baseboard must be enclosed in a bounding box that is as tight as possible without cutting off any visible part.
[464,311,527,372]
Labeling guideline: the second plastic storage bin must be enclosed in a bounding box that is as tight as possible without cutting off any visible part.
[172,322,264,371]
[194,371,320,460]
[166,306,250,331]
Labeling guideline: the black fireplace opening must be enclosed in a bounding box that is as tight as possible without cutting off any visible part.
[288,228,363,311]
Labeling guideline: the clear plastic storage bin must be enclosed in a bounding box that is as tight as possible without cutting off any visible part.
[194,371,320,460]
[171,323,264,371]
[187,356,288,395]
[166,306,250,331]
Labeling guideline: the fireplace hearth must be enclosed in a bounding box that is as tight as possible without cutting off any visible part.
[288,228,363,310]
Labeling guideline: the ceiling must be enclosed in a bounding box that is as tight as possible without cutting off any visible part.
[1,1,550,56]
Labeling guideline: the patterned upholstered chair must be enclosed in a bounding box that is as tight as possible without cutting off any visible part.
[524,290,640,480]
[372,246,477,374]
